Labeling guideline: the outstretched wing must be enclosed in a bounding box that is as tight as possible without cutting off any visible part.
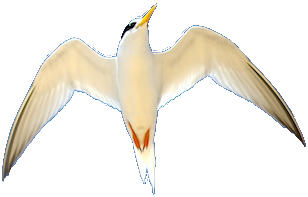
[155,26,305,146]
[2,39,120,180]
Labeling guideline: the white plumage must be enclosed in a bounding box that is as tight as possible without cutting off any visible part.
[2,4,305,194]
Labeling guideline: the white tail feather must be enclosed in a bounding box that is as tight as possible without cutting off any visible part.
[135,144,156,193]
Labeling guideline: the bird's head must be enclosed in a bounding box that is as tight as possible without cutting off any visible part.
[119,4,156,47]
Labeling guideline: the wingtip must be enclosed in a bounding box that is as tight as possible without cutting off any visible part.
[2,159,8,181]
[292,126,306,147]
[302,140,306,147]
[2,172,6,182]
[2,167,4,181]
[2,163,11,182]
[298,133,306,147]
[297,135,306,147]
[2,170,7,182]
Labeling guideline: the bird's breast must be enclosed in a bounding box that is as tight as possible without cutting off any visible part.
[117,48,158,124]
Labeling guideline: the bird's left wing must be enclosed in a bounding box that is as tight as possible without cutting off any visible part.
[3,39,120,180]
[154,26,305,146]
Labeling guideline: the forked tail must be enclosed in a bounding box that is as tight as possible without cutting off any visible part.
[135,144,156,194]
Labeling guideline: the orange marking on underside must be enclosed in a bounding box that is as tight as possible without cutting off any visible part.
[144,129,150,149]
[128,122,140,149]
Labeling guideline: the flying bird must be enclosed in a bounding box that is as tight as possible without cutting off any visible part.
[2,4,305,193]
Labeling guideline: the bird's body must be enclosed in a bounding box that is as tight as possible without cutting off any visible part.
[118,23,157,181]
[2,5,305,194]
[118,23,157,132]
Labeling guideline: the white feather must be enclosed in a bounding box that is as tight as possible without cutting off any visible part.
[2,39,120,180]
[155,26,305,146]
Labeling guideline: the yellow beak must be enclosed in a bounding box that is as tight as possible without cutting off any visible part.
[136,4,157,28]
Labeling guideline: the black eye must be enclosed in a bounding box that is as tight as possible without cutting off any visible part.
[123,22,136,35]
[128,22,136,28]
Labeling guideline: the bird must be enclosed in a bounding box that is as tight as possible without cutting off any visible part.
[2,4,305,194]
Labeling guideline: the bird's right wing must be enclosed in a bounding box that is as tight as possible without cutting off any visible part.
[3,39,120,180]
[155,26,305,146]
